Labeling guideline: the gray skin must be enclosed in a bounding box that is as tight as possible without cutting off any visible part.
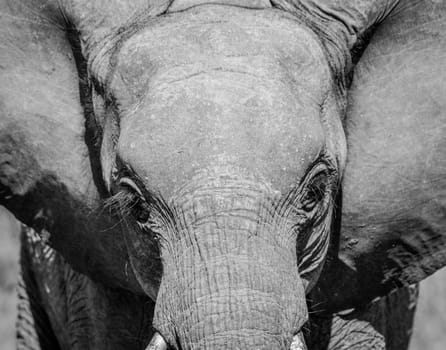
[1,0,445,349]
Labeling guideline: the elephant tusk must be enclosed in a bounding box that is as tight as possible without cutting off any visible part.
[290,332,307,350]
[145,332,168,350]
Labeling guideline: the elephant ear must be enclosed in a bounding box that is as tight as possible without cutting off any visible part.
[0,0,99,259]
[312,0,446,312]
[0,0,167,296]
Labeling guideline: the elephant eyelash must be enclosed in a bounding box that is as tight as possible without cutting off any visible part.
[277,155,336,222]
[114,174,175,230]
[118,181,152,223]
[104,189,135,218]
[132,197,152,223]
[105,188,164,243]
[300,171,329,212]
[104,176,148,220]
[107,169,179,239]
[288,169,337,239]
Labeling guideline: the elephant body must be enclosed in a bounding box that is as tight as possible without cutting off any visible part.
[1,0,445,349]
[17,227,154,350]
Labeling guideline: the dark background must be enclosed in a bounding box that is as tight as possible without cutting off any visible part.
[1,206,445,350]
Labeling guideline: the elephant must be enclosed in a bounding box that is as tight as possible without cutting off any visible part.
[1,0,445,349]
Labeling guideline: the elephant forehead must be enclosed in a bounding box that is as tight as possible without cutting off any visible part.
[117,72,325,197]
[114,5,329,104]
[114,6,329,197]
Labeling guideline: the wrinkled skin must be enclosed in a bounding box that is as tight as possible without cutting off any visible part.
[1,0,445,349]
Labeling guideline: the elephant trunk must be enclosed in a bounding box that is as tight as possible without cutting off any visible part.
[151,169,307,349]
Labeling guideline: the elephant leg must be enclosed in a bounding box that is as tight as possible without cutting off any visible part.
[18,224,155,350]
[306,285,418,350]
[361,285,418,350]
[17,226,61,350]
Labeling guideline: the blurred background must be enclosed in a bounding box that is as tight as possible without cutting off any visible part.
[1,205,445,350]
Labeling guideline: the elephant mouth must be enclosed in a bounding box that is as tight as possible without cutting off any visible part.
[145,331,307,350]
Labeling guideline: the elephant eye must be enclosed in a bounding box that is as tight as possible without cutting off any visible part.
[133,199,151,223]
[301,171,328,212]
[118,177,151,223]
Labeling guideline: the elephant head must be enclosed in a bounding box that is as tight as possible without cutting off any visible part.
[1,0,445,349]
